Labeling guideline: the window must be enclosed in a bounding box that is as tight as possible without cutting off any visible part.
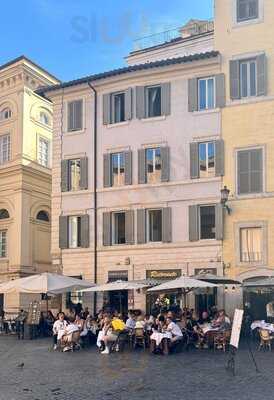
[146,148,161,184]
[0,209,9,219]
[199,142,215,178]
[148,209,162,242]
[146,86,161,118]
[69,159,81,191]
[111,92,125,123]
[200,206,216,239]
[39,111,50,126]
[68,216,81,248]
[38,137,49,167]
[0,231,7,257]
[237,0,258,22]
[111,153,125,186]
[237,148,263,195]
[198,77,215,110]
[36,210,49,222]
[240,59,257,98]
[113,212,126,244]
[67,100,83,132]
[0,135,11,165]
[0,108,12,121]
[240,227,262,262]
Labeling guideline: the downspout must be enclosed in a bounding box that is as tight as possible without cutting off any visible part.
[88,82,98,315]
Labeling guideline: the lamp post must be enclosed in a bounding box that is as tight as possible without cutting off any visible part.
[221,186,232,215]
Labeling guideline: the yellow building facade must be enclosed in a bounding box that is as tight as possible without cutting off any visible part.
[215,0,274,316]
[0,56,58,312]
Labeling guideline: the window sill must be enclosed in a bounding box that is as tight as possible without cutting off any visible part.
[238,261,264,268]
[192,108,220,116]
[235,192,265,200]
[232,17,263,29]
[65,129,86,136]
[106,121,130,129]
[141,115,166,123]
[228,95,273,107]
[62,189,88,196]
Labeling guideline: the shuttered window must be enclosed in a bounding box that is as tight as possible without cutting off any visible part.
[112,212,126,244]
[198,77,215,110]
[146,86,161,118]
[103,210,134,246]
[189,74,225,112]
[199,142,215,178]
[112,92,125,123]
[237,148,263,195]
[146,148,162,184]
[190,140,224,179]
[111,153,125,186]
[104,151,132,187]
[240,59,257,97]
[136,83,171,119]
[138,147,170,184]
[67,100,83,132]
[103,88,132,125]
[61,157,88,192]
[189,204,223,241]
[59,215,89,249]
[237,0,258,22]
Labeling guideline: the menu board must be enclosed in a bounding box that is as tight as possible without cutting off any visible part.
[230,309,244,349]
[27,301,41,325]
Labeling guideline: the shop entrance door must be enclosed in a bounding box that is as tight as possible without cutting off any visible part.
[109,290,128,315]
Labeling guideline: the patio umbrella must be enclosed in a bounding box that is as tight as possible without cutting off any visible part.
[192,272,241,285]
[243,277,274,288]
[0,273,93,295]
[82,279,159,292]
[147,276,218,307]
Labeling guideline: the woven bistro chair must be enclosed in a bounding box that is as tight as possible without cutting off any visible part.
[213,330,231,352]
[133,328,146,350]
[258,329,274,351]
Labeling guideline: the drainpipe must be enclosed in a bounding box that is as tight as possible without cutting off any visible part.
[88,82,98,315]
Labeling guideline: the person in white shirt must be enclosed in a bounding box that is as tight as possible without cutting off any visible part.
[52,312,68,350]
[125,312,136,331]
[166,317,183,343]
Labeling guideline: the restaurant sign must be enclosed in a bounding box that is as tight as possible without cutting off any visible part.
[146,269,181,280]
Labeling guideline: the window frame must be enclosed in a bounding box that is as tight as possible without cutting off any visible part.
[0,108,12,122]
[38,136,50,167]
[0,230,7,258]
[0,134,11,165]
[36,210,50,222]
[198,141,216,178]
[68,216,81,249]
[111,152,125,187]
[198,77,216,111]
[199,205,216,240]
[235,221,267,266]
[239,58,257,98]
[145,85,162,118]
[112,211,126,245]
[67,99,84,133]
[236,146,264,197]
[111,91,126,124]
[237,0,259,23]
[68,158,81,191]
[145,147,162,184]
[146,208,163,243]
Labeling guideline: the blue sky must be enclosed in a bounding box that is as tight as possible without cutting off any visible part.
[1,0,213,82]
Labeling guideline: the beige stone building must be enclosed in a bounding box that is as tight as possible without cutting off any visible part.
[0,56,58,312]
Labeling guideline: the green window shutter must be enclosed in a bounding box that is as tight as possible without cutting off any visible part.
[80,214,90,248]
[74,100,83,130]
[161,82,171,116]
[103,153,112,188]
[124,151,132,186]
[190,142,199,179]
[59,216,68,249]
[250,148,263,193]
[136,86,145,119]
[125,88,133,120]
[137,209,146,244]
[257,54,267,96]
[215,204,224,241]
[189,205,199,241]
[237,150,250,194]
[161,146,170,182]
[162,207,172,243]
[188,78,198,112]
[215,74,226,108]
[61,160,69,192]
[230,60,240,100]
[103,93,111,124]
[103,212,112,246]
[67,102,74,131]
[215,139,225,177]
[125,210,134,245]
[79,157,88,190]
[138,149,146,184]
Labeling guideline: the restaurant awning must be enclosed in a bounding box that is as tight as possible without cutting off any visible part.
[82,279,160,292]
[147,276,218,292]
[243,277,274,288]
[192,273,241,285]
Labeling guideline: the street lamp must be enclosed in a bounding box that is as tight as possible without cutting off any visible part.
[221,186,232,215]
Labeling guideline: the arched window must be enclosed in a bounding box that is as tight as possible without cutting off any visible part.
[36,210,50,222]
[0,108,12,121]
[0,209,10,219]
[39,111,50,126]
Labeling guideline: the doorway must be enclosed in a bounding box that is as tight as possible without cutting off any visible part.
[108,290,128,314]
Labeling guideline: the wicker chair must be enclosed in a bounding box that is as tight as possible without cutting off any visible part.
[258,329,274,351]
[213,330,231,352]
[133,328,146,350]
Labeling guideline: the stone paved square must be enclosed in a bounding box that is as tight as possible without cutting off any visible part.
[0,336,274,400]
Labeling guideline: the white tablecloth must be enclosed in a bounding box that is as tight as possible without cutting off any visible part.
[200,324,220,335]
[150,331,172,346]
[251,320,274,333]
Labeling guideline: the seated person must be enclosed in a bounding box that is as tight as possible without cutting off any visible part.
[198,311,211,325]
[144,314,154,333]
[125,312,136,331]
[97,316,123,355]
[74,314,85,333]
[166,317,183,344]
[135,315,145,329]
[150,316,169,355]
[52,312,68,350]
[212,310,231,330]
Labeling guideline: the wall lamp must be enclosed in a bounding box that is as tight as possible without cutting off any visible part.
[221,186,232,215]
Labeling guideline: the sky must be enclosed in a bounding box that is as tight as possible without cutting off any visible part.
[0,0,213,82]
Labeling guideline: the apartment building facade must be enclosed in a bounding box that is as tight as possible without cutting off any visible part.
[44,21,226,314]
[0,56,58,311]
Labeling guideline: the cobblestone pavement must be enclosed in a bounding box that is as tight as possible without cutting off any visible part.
[0,336,273,400]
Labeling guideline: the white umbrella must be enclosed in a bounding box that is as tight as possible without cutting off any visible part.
[82,279,156,292]
[0,273,93,295]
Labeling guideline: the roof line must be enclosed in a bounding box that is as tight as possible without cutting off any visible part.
[0,55,60,83]
[37,50,220,96]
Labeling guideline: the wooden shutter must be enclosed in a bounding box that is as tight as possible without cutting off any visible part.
[250,148,263,193]
[125,210,134,245]
[75,100,83,130]
[215,140,225,177]
[230,60,240,100]
[162,207,172,243]
[215,74,226,108]
[188,78,198,112]
[59,216,68,249]
[79,157,88,190]
[190,142,199,179]
[161,82,171,116]
[67,102,74,131]
[161,147,170,182]
[125,88,133,120]
[103,153,112,188]
[124,151,132,186]
[80,214,90,248]
[215,204,224,241]
[137,209,146,244]
[103,212,112,246]
[136,86,145,119]
[61,160,69,192]
[103,93,111,124]
[138,149,146,184]
[237,150,250,194]
[257,54,266,96]
[189,205,199,241]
